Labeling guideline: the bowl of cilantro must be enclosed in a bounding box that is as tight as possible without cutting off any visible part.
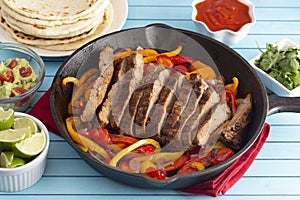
[249,38,300,97]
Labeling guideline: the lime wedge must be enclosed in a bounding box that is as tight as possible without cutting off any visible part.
[0,107,14,130]
[13,116,39,134]
[0,127,31,151]
[0,151,14,168]
[9,157,25,168]
[13,130,46,158]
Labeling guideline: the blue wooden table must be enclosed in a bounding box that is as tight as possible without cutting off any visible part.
[2,0,300,199]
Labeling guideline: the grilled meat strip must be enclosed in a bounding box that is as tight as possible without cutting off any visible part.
[220,93,252,150]
[133,65,171,137]
[194,102,231,146]
[81,47,114,122]
[146,73,183,141]
[110,53,144,130]
[97,52,144,127]
[120,64,169,137]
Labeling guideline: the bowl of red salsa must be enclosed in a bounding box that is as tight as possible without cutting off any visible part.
[192,0,256,45]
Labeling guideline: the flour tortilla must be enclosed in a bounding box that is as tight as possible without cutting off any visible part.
[2,9,105,38]
[0,3,113,51]
[2,0,105,21]
[0,0,109,26]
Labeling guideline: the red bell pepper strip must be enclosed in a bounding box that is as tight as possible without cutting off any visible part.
[109,135,139,146]
[170,55,194,65]
[135,144,155,154]
[173,64,190,75]
[164,152,190,172]
[156,54,174,68]
[177,155,211,175]
[91,128,111,147]
[225,89,237,116]
[145,167,167,179]
[209,148,234,164]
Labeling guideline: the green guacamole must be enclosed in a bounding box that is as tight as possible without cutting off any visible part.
[0,58,38,98]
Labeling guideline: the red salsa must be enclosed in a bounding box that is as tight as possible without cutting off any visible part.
[194,0,252,32]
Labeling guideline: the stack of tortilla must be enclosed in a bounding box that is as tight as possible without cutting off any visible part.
[0,0,113,51]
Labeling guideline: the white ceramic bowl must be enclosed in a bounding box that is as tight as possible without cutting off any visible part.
[191,0,256,46]
[0,112,49,192]
[249,38,300,97]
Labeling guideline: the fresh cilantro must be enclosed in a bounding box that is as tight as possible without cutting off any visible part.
[254,43,300,90]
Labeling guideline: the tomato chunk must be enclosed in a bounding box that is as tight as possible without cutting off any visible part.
[145,167,166,179]
[7,59,17,69]
[0,70,14,84]
[19,66,33,78]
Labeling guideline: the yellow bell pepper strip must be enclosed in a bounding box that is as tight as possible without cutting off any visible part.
[78,134,109,160]
[225,77,239,96]
[109,139,161,167]
[190,162,205,171]
[140,160,157,173]
[236,98,244,105]
[115,49,159,61]
[213,141,226,149]
[186,67,216,81]
[144,45,183,64]
[133,151,184,163]
[189,60,211,71]
[65,117,83,146]
[62,77,80,87]
[62,68,99,88]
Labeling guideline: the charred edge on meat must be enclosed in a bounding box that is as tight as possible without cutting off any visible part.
[97,52,144,128]
[220,93,252,150]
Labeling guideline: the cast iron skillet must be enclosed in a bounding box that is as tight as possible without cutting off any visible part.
[50,24,300,189]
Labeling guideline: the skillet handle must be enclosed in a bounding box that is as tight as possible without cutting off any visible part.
[268,93,300,115]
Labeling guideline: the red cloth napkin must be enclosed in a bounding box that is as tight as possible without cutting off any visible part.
[29,89,270,197]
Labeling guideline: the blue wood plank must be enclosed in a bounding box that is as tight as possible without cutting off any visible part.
[43,158,300,178]
[127,6,300,21]
[266,113,300,125]
[1,195,300,200]
[267,126,300,142]
[44,159,100,176]
[228,177,300,195]
[128,0,300,8]
[47,142,80,159]
[257,143,300,159]
[1,176,299,196]
[44,61,64,76]
[245,160,300,176]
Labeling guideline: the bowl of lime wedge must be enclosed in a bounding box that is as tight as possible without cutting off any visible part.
[0,107,49,192]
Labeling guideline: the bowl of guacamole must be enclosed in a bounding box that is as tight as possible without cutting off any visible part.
[0,43,45,111]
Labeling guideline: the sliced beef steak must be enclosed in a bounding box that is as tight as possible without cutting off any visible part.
[121,64,170,137]
[110,53,144,128]
[81,47,114,122]
[220,93,252,150]
[194,102,231,146]
[98,52,144,127]
[146,73,183,140]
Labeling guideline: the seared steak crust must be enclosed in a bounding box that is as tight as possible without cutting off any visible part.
[220,94,252,150]
[81,47,114,122]
[81,47,252,152]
